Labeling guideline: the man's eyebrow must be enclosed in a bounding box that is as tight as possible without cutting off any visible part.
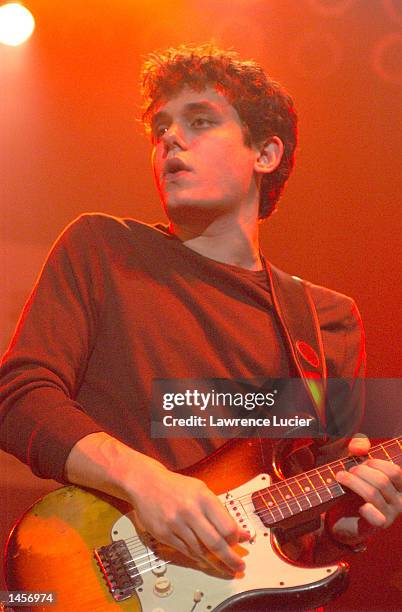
[151,100,222,128]
[182,101,222,115]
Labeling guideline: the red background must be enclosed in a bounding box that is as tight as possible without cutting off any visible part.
[1,1,401,608]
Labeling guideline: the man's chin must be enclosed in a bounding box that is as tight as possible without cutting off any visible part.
[164,198,226,224]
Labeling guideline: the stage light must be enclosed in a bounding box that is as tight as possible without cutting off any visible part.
[0,2,35,46]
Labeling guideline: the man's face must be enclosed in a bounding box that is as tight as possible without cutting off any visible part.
[151,85,260,222]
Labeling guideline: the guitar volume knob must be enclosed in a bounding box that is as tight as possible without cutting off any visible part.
[154,576,174,597]
[152,562,167,576]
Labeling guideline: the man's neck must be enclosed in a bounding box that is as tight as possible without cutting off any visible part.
[169,212,263,271]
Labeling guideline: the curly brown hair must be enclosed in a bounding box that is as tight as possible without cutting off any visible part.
[141,43,298,220]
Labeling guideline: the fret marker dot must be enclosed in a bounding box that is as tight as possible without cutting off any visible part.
[304,486,310,492]
[326,478,332,483]
[268,501,273,506]
[285,494,291,499]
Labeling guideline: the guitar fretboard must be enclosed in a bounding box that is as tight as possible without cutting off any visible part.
[252,437,401,525]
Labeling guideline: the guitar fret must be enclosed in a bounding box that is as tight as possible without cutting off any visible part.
[370,444,391,461]
[252,489,283,524]
[382,446,391,460]
[278,481,304,512]
[342,456,360,469]
[304,471,325,502]
[389,439,402,465]
[264,486,293,519]
[369,441,402,466]
[272,482,302,515]
[285,478,313,510]
[293,473,321,507]
[319,465,344,498]
[368,447,387,460]
[311,469,333,502]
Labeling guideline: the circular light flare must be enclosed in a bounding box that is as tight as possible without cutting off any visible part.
[0,3,35,46]
[371,32,402,86]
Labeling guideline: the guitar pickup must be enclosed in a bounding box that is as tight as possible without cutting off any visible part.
[94,539,143,601]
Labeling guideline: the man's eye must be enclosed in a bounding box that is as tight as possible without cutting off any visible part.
[154,126,168,139]
[191,117,213,128]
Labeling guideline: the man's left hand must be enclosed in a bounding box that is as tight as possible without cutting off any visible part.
[330,435,402,546]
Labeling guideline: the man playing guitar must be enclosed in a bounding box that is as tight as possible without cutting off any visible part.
[1,44,401,610]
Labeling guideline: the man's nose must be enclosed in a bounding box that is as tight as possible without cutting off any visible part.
[161,123,187,153]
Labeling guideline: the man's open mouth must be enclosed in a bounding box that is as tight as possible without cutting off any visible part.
[163,158,191,178]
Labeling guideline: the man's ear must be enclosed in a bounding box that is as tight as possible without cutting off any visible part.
[254,136,284,174]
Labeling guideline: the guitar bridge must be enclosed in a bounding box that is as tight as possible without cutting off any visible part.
[94,539,143,601]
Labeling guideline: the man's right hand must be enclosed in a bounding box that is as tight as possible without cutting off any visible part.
[65,432,246,575]
[125,459,246,575]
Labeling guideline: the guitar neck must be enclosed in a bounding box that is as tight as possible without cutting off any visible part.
[252,437,402,526]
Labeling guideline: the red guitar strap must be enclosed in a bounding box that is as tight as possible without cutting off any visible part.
[265,261,328,438]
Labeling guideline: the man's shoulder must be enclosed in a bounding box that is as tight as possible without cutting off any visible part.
[270,263,365,376]
[66,212,168,237]
[270,263,360,328]
[57,213,171,252]
[303,277,355,313]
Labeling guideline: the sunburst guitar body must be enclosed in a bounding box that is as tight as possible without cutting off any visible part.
[5,437,400,611]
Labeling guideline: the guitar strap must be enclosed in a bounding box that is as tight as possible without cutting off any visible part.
[265,260,328,438]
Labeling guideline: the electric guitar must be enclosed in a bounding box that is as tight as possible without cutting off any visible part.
[4,437,401,611]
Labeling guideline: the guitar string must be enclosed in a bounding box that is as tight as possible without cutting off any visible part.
[122,497,338,581]
[105,443,401,581]
[118,444,402,547]
[115,447,402,567]
[122,492,303,577]
[220,441,402,510]
[117,444,402,550]
[122,457,402,562]
[63,445,402,595]
[250,451,402,524]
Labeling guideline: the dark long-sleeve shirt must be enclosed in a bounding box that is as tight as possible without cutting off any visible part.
[0,213,366,482]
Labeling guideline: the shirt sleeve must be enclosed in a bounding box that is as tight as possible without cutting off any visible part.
[0,215,105,482]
